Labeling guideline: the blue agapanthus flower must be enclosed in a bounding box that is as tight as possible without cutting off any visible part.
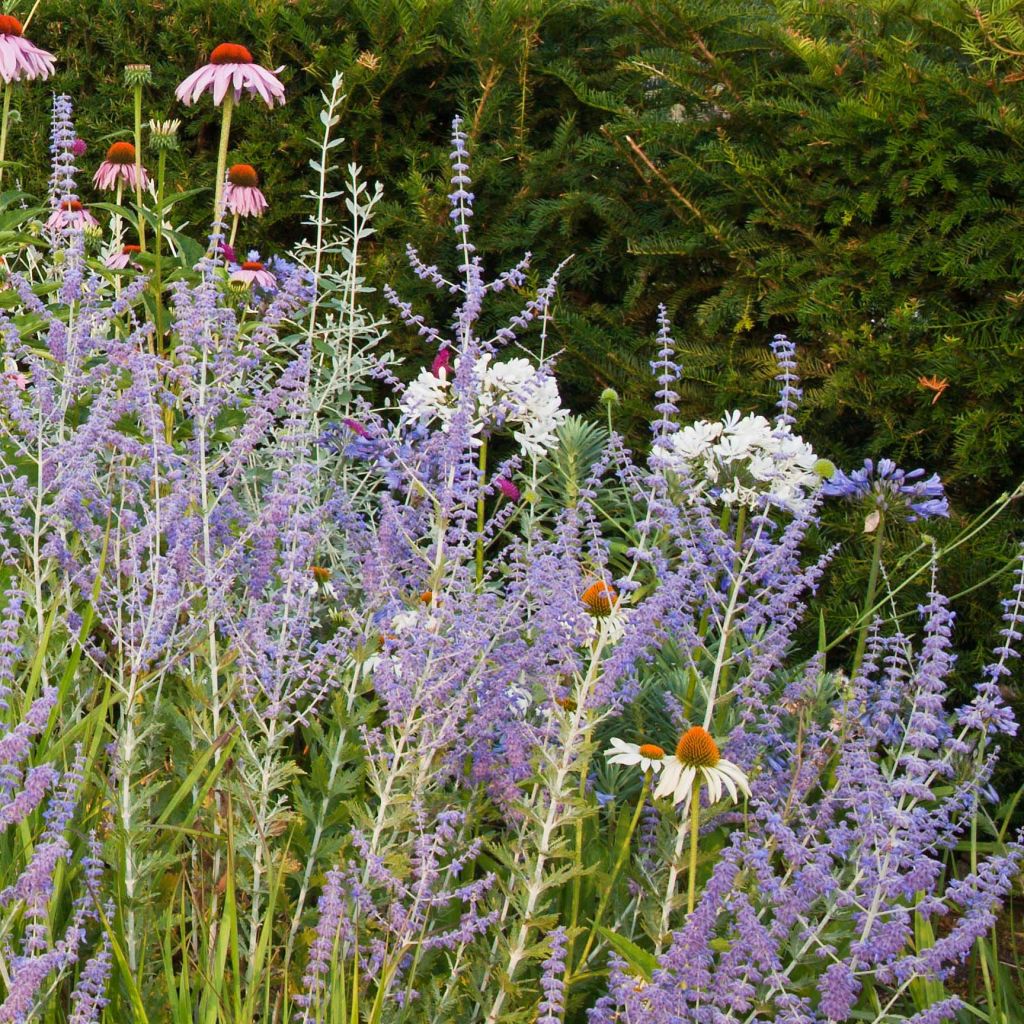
[822,457,949,520]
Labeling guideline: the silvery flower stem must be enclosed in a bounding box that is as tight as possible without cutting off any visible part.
[658,812,689,953]
[713,503,748,731]
[475,439,488,587]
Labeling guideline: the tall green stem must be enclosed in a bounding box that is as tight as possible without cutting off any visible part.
[687,783,701,914]
[0,82,12,195]
[133,82,146,252]
[153,149,166,356]
[571,782,649,978]
[212,94,234,231]
[852,511,885,676]
[476,439,488,587]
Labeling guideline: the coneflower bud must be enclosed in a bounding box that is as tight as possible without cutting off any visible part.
[123,63,152,87]
[148,119,181,153]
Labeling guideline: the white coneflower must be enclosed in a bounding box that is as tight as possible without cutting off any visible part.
[605,738,665,774]
[654,726,750,815]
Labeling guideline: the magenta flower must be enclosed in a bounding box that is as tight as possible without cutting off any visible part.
[495,477,521,501]
[45,200,99,233]
[224,163,268,217]
[92,141,150,192]
[104,244,142,270]
[0,15,55,83]
[230,260,275,289]
[431,347,452,378]
[175,42,285,107]
[71,138,87,157]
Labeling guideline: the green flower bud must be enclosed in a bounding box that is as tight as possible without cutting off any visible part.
[813,458,836,479]
[148,119,181,153]
[600,387,620,405]
[124,64,152,87]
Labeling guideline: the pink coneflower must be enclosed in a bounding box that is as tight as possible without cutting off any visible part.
[0,15,55,83]
[230,259,275,289]
[175,43,285,108]
[105,244,142,270]
[224,163,267,217]
[46,199,99,233]
[93,141,150,192]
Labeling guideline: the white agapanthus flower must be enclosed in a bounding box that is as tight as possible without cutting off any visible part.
[653,410,821,512]
[400,354,568,458]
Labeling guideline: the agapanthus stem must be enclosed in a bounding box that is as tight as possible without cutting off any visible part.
[133,82,147,252]
[0,82,11,194]
[229,212,239,249]
[687,782,701,914]
[213,94,234,229]
[852,511,885,676]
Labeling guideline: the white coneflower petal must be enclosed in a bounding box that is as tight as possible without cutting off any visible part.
[655,726,751,813]
[604,738,665,774]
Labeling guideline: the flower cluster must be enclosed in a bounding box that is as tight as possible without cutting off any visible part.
[823,456,949,520]
[400,353,567,458]
[653,410,823,511]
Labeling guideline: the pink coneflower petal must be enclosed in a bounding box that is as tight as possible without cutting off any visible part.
[175,45,285,108]
[46,199,99,232]
[224,182,267,218]
[105,244,142,269]
[230,260,276,289]
[0,16,56,84]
